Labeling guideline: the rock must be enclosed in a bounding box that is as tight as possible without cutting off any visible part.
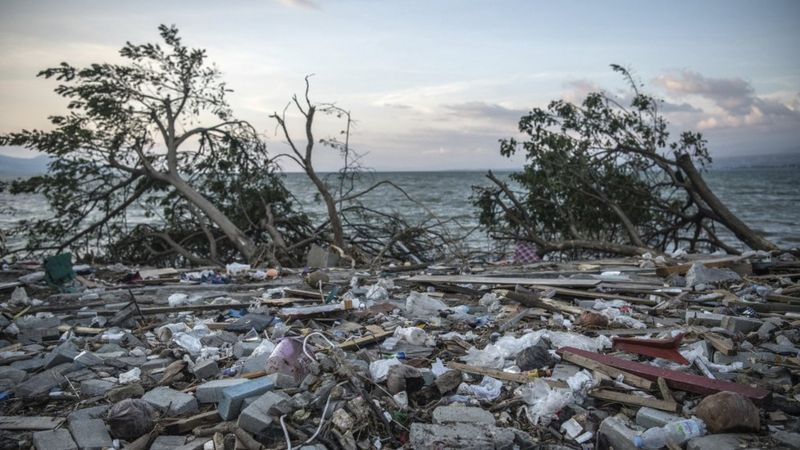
[16,363,74,398]
[0,366,28,383]
[305,270,330,289]
[774,430,800,449]
[105,382,144,402]
[192,359,219,380]
[43,341,80,369]
[577,311,609,329]
[142,386,198,416]
[686,311,724,327]
[409,423,516,449]
[432,405,495,425]
[694,391,760,433]
[106,399,157,440]
[386,364,424,394]
[32,429,77,450]
[80,379,115,397]
[435,370,462,394]
[686,263,741,289]
[74,351,104,367]
[332,409,355,431]
[237,391,292,434]
[68,405,110,423]
[515,345,556,370]
[68,418,113,450]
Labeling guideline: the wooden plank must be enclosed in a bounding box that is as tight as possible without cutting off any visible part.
[408,275,601,288]
[0,416,64,430]
[339,328,393,350]
[501,291,586,316]
[56,325,105,335]
[703,332,737,356]
[595,327,676,336]
[446,361,566,388]
[163,411,220,434]
[657,377,676,406]
[560,352,654,390]
[655,256,746,277]
[589,389,680,412]
[527,285,657,306]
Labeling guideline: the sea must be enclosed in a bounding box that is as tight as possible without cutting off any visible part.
[1,166,799,255]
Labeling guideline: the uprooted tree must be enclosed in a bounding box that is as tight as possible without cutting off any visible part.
[475,65,779,257]
[0,25,310,266]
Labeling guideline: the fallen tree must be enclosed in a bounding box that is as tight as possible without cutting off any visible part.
[474,65,779,258]
[0,25,309,266]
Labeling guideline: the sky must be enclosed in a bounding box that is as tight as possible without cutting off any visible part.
[0,0,798,171]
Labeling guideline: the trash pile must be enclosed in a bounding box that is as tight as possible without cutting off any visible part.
[1,249,800,449]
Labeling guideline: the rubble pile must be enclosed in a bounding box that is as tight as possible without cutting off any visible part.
[1,250,800,449]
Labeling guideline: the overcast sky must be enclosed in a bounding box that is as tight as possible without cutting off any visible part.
[1,0,798,171]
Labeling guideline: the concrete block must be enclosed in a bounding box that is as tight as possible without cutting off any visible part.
[685,310,724,327]
[687,434,751,450]
[105,383,144,402]
[140,357,174,372]
[432,404,495,425]
[0,366,28,383]
[722,315,763,334]
[68,418,113,450]
[80,379,115,397]
[408,423,515,449]
[16,363,74,398]
[237,391,291,434]
[32,429,78,450]
[142,387,198,417]
[43,341,80,369]
[192,359,219,380]
[73,351,104,367]
[11,355,46,372]
[635,407,683,428]
[68,405,109,423]
[196,378,249,404]
[218,374,278,420]
[151,435,188,450]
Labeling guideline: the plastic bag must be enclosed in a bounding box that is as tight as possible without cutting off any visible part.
[405,291,447,316]
[515,379,573,425]
[366,284,389,301]
[106,399,157,440]
[457,376,503,401]
[172,332,202,355]
[566,369,597,395]
[250,338,276,357]
[226,262,251,275]
[168,293,189,307]
[394,326,427,346]
[370,358,403,382]
[431,358,448,377]
[265,338,313,384]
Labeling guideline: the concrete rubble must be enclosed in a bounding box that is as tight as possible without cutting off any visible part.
[0,250,799,449]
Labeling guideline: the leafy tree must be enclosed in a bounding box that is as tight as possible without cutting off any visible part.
[0,25,309,265]
[475,65,777,257]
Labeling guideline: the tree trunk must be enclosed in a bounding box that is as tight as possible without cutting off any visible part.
[169,175,257,262]
[677,154,778,252]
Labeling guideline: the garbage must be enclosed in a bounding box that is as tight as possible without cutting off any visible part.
[106,398,157,440]
[694,391,760,433]
[633,418,706,449]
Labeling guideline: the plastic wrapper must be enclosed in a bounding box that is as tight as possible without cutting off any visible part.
[250,338,276,357]
[431,358,448,377]
[566,369,598,395]
[225,262,251,275]
[405,291,448,316]
[394,326,427,345]
[370,358,403,382]
[366,284,389,301]
[515,379,573,425]
[462,330,611,369]
[457,376,503,401]
[172,332,202,355]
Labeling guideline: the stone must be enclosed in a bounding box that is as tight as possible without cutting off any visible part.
[68,418,113,450]
[73,351,104,367]
[432,405,495,425]
[192,359,219,380]
[435,370,462,394]
[694,391,760,433]
[635,407,683,428]
[151,435,188,450]
[758,321,779,339]
[386,364,424,394]
[11,355,46,372]
[0,366,28,383]
[687,434,751,450]
[408,423,516,449]
[32,429,78,450]
[140,357,174,372]
[80,379,115,397]
[722,316,763,334]
[142,387,198,416]
[16,363,74,398]
[196,378,249,404]
[68,405,110,423]
[237,391,291,434]
[685,262,740,289]
[43,341,80,369]
[105,382,145,402]
[774,430,800,449]
[218,374,279,420]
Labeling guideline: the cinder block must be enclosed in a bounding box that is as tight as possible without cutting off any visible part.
[196,378,249,404]
[192,359,219,380]
[237,391,292,434]
[142,387,198,417]
[218,375,278,420]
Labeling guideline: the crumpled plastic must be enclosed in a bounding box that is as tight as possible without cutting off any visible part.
[405,291,448,316]
[366,284,389,301]
[462,330,612,369]
[172,332,202,355]
[370,358,403,382]
[431,358,448,377]
[566,369,598,395]
[457,376,503,401]
[479,293,502,313]
[394,326,427,346]
[515,379,573,425]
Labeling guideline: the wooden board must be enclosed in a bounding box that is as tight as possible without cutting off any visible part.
[655,256,747,277]
[0,416,64,430]
[589,389,680,412]
[446,361,566,388]
[560,352,654,390]
[408,275,600,288]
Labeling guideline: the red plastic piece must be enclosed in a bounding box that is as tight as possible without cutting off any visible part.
[557,346,771,402]
[612,333,690,365]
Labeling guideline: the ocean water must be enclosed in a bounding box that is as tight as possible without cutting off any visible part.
[1,168,798,254]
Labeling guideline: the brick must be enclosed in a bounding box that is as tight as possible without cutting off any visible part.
[218,374,278,420]
[142,387,198,417]
[196,378,249,404]
[432,405,495,425]
[32,429,77,450]
[192,359,219,380]
[237,391,291,434]
[80,379,115,397]
[68,418,113,450]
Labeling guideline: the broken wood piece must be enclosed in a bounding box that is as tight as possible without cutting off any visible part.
[501,290,586,316]
[557,346,771,402]
[163,411,220,434]
[56,325,105,335]
[560,352,654,390]
[446,361,566,388]
[657,377,676,405]
[589,389,680,412]
[703,331,737,356]
[279,303,345,318]
[338,328,393,350]
[0,416,64,430]
[655,255,747,277]
[408,274,601,288]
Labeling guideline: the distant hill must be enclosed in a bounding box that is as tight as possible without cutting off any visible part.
[0,154,50,176]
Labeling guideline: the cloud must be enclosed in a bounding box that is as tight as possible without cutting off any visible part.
[441,101,527,123]
[276,0,320,10]
[659,100,702,113]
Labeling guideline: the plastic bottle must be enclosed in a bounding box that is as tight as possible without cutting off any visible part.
[632,418,706,449]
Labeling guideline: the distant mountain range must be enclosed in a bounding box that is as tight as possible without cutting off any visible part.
[0,154,50,176]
